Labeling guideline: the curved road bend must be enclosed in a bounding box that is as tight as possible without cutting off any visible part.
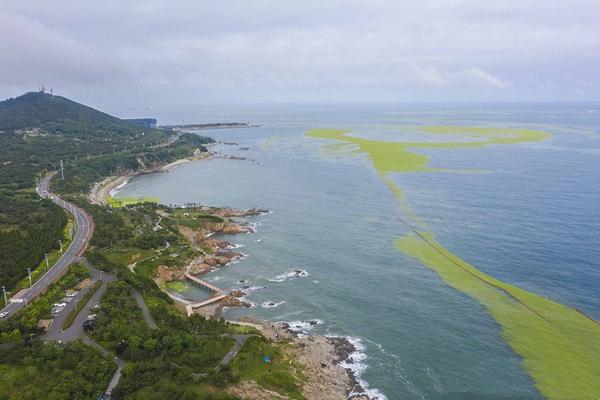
[0,172,94,318]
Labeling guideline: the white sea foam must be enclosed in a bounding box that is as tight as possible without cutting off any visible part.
[285,319,323,337]
[247,222,261,232]
[330,336,388,400]
[269,269,309,282]
[239,285,265,293]
[109,178,129,197]
[261,300,286,308]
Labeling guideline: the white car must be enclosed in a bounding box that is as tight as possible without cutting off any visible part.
[66,291,78,298]
[53,302,67,308]
[0,311,8,319]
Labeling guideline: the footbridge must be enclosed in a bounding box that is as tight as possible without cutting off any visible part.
[184,273,227,316]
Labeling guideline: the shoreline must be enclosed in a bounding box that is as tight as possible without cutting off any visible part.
[157,210,380,399]
[99,151,381,400]
[89,151,213,205]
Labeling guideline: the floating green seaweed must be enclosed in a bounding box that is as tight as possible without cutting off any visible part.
[307,126,600,400]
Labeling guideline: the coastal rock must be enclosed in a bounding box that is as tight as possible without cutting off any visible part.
[227,380,291,400]
[187,263,212,275]
[214,207,269,218]
[205,258,218,267]
[221,294,251,308]
[220,223,252,234]
[156,265,185,281]
[286,335,353,400]
[199,238,229,251]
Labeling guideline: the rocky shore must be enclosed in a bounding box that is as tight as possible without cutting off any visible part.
[155,206,267,314]
[231,318,374,400]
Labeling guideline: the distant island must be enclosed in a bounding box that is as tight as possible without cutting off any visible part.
[164,121,260,130]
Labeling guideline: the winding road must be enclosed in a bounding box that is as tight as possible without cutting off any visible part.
[0,172,93,318]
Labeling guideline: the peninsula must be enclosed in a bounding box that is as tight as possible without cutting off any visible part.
[0,92,364,400]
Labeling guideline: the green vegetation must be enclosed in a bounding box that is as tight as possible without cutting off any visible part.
[107,196,160,208]
[0,91,213,295]
[70,200,301,398]
[0,92,304,399]
[165,280,188,292]
[230,336,305,399]
[0,263,89,336]
[62,280,103,330]
[0,194,66,300]
[308,125,600,400]
[13,216,74,295]
[0,341,115,400]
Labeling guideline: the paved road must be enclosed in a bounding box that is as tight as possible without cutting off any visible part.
[192,334,254,379]
[218,334,250,368]
[43,264,115,342]
[1,172,94,318]
[82,335,126,396]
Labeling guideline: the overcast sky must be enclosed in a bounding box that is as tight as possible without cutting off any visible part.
[1,0,599,110]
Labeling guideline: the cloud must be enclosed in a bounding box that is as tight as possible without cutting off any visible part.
[463,67,511,89]
[0,0,599,103]
[409,65,449,88]
[0,11,131,92]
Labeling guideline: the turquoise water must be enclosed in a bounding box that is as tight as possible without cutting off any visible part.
[116,104,600,399]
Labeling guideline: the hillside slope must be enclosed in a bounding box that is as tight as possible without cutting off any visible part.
[0,91,139,136]
[0,91,212,295]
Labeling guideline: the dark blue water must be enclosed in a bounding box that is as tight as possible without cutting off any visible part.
[116,104,600,399]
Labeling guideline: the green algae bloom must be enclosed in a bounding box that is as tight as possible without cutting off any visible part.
[107,195,160,208]
[307,126,600,400]
[165,281,187,292]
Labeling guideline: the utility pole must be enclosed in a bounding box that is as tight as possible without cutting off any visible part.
[45,253,49,270]
[2,286,7,305]
[60,159,64,180]
[27,267,32,287]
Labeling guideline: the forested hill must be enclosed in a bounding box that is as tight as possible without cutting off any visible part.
[0,91,140,136]
[0,91,213,295]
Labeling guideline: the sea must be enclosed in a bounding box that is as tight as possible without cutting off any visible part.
[114,103,600,400]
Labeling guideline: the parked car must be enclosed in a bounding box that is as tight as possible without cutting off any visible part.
[53,302,67,308]
[0,311,8,319]
[66,291,78,298]
[83,319,96,331]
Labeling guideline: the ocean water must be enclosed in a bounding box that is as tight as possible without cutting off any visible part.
[115,103,600,399]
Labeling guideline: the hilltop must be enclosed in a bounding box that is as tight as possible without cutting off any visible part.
[0,91,140,137]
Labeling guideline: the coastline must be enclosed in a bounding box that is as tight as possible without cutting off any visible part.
[89,151,213,205]
[99,152,381,400]
[153,206,381,399]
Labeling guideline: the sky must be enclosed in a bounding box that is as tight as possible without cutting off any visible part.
[1,0,599,111]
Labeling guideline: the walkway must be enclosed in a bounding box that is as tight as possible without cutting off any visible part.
[183,272,228,316]
[132,290,157,329]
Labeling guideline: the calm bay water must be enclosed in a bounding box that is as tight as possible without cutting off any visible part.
[116,104,600,399]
